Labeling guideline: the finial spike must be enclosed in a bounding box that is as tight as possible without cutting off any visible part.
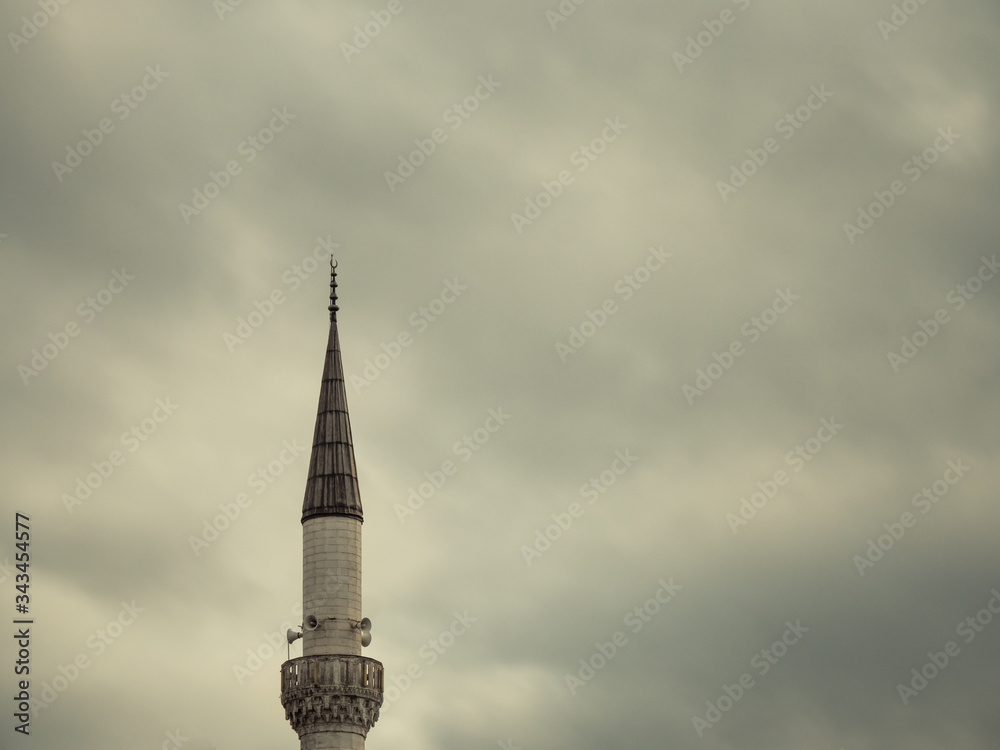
[328,256,339,322]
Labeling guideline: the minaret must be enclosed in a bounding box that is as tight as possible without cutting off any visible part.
[281,259,383,750]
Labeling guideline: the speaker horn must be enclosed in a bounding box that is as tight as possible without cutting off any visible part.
[304,614,319,630]
[356,617,371,632]
[286,629,303,644]
[361,632,372,647]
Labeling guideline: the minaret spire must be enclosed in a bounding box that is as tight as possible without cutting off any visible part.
[281,258,382,750]
[301,255,363,523]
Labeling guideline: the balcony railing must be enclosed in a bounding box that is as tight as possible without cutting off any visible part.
[281,654,384,693]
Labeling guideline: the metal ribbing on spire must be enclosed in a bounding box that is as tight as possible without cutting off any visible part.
[302,259,362,523]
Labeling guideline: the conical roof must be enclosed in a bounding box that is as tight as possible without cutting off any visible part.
[301,266,363,523]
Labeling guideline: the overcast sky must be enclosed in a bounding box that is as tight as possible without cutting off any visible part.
[1,1,999,749]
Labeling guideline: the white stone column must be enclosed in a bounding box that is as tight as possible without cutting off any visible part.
[301,729,366,750]
[302,516,362,657]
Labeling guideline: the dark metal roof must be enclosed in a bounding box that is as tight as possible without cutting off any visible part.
[301,294,364,523]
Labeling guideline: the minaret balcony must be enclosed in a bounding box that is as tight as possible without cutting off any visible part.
[280,654,383,738]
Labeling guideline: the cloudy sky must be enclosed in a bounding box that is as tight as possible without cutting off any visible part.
[1,1,999,748]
